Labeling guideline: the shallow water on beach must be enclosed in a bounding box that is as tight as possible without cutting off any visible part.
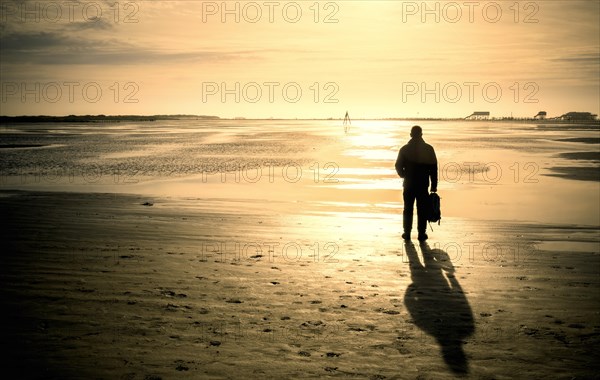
[1,119,599,225]
[1,120,599,378]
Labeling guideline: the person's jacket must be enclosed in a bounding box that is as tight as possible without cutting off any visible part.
[395,137,438,191]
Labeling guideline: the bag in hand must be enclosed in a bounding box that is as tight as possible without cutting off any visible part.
[427,192,441,224]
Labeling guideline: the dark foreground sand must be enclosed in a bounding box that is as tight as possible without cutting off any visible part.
[1,190,599,379]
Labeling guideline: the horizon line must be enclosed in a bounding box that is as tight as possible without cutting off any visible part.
[1,113,598,122]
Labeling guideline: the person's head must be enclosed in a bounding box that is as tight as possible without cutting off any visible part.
[410,125,423,138]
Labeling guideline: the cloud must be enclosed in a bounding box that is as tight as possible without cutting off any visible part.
[64,17,115,31]
[1,31,69,51]
[547,52,600,82]
[0,30,263,66]
[551,53,600,64]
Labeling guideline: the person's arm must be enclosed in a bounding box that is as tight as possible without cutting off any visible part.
[430,147,438,192]
[395,149,405,178]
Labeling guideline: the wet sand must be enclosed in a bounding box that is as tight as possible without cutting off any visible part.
[1,190,599,379]
[1,120,599,379]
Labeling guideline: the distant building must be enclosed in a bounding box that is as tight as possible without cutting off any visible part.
[558,112,598,121]
[534,111,547,119]
[465,111,490,120]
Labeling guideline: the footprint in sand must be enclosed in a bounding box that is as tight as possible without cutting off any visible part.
[143,375,162,380]
[174,360,189,371]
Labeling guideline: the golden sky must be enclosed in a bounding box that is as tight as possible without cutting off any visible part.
[1,0,598,118]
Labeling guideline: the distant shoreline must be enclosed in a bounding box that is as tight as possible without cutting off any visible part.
[0,115,220,123]
[0,115,598,125]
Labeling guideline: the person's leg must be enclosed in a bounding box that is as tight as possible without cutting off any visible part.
[416,189,429,240]
[403,188,416,239]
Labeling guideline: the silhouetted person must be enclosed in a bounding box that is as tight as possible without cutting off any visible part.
[343,111,351,133]
[395,126,437,241]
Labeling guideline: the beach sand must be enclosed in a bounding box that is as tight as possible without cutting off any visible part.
[1,190,599,379]
[1,120,599,379]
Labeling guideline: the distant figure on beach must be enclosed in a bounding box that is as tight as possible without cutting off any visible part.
[395,125,438,241]
[343,111,351,133]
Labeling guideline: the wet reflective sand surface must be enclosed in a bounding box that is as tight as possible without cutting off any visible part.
[1,120,599,378]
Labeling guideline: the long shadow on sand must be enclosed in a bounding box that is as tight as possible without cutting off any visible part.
[404,241,475,374]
